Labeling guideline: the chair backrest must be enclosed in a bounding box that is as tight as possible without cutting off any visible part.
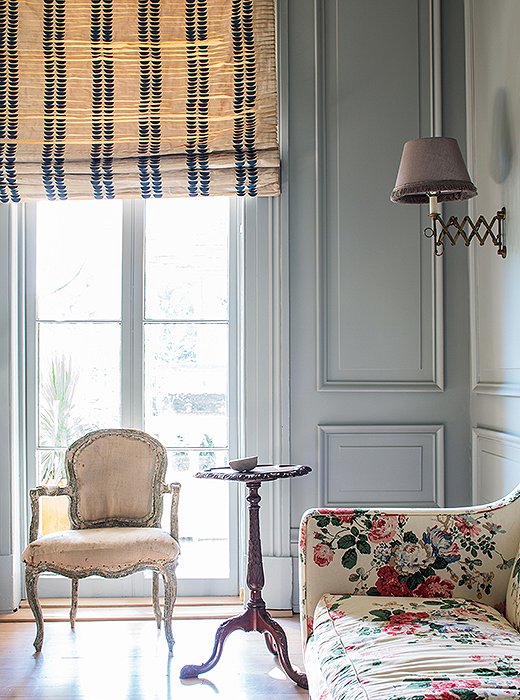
[65,428,167,529]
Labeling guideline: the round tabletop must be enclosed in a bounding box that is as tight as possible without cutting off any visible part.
[194,464,311,482]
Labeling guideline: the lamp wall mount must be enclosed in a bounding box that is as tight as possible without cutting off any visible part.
[391,137,507,260]
[424,207,507,258]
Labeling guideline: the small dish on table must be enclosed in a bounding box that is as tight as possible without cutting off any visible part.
[228,456,258,472]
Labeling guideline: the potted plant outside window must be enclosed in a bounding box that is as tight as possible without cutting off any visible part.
[199,433,216,471]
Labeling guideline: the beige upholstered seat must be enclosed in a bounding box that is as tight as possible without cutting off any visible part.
[22,428,181,653]
[23,527,181,571]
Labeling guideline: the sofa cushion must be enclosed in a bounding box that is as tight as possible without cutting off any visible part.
[22,527,180,573]
[305,634,332,700]
[306,594,520,699]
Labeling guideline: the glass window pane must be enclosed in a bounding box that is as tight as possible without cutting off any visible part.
[145,198,229,321]
[37,449,67,486]
[164,451,229,579]
[36,200,122,321]
[29,195,235,588]
[144,323,228,447]
[38,323,121,448]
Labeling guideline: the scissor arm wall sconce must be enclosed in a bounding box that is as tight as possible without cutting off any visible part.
[391,137,506,258]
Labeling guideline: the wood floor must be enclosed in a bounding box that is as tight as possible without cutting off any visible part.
[0,606,309,699]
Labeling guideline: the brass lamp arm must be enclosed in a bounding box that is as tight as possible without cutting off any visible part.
[424,207,507,258]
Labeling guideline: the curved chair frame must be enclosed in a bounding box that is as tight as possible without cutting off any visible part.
[24,429,181,653]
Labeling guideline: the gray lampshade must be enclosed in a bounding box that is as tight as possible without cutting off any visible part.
[391,137,478,204]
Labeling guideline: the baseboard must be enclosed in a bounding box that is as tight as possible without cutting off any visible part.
[0,555,20,613]
[0,596,293,623]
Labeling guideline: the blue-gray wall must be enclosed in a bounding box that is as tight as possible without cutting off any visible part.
[286,0,471,547]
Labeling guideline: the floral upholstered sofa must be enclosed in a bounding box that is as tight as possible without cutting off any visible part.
[299,485,520,699]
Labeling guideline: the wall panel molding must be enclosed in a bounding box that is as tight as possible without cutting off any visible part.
[472,428,520,504]
[466,0,520,397]
[315,0,443,392]
[318,424,444,507]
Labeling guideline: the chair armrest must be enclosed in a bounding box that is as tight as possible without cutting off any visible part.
[28,485,72,542]
[161,482,181,540]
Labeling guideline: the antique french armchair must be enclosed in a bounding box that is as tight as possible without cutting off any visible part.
[22,428,181,653]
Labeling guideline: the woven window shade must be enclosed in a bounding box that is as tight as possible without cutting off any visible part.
[0,0,279,201]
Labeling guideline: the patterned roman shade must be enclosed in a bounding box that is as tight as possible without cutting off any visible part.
[0,0,279,201]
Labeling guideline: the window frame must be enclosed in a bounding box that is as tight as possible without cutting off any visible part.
[23,197,243,597]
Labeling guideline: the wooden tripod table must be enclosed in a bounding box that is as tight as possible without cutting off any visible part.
[179,464,311,688]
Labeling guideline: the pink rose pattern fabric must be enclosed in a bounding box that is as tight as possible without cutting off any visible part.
[300,508,520,632]
[313,542,334,567]
[506,546,520,631]
[300,493,520,644]
[308,509,508,598]
[305,593,520,700]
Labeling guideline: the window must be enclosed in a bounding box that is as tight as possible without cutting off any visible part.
[26,197,240,594]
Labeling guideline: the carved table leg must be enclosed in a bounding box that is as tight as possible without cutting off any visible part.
[264,631,277,655]
[180,609,253,679]
[256,608,308,688]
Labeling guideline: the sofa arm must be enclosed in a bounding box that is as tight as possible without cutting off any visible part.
[299,491,520,643]
[28,485,72,543]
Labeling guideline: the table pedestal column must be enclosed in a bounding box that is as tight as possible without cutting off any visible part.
[179,481,307,689]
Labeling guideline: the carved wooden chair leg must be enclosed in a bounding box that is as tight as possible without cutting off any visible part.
[70,578,79,630]
[152,571,162,629]
[163,565,177,653]
[26,567,44,652]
